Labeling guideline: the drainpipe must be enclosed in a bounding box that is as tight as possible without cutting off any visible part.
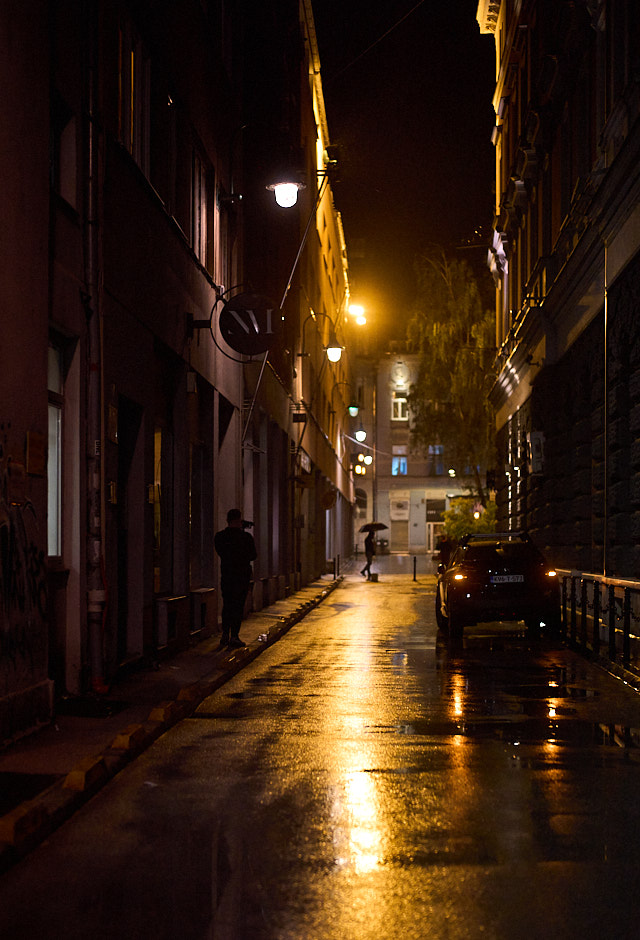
[84,0,107,693]
[603,240,608,578]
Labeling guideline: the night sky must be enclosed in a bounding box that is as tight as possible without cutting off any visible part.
[312,0,496,337]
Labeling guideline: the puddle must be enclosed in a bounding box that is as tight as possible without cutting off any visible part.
[508,685,599,700]
[391,718,640,750]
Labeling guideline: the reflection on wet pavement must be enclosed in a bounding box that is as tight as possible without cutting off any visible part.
[4,566,640,939]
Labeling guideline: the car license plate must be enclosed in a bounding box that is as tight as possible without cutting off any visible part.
[491,574,524,584]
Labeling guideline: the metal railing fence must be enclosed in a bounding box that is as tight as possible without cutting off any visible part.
[558,569,640,678]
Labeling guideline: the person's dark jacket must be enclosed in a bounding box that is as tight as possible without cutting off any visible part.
[214,526,257,589]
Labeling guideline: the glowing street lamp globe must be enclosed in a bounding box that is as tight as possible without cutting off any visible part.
[267,180,305,208]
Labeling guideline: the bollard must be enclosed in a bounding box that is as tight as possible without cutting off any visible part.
[413,556,417,581]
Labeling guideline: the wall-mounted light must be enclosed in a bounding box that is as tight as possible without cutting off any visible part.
[267,179,306,208]
[300,311,344,363]
[325,329,344,362]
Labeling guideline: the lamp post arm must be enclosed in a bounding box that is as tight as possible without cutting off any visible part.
[293,350,328,461]
[243,173,329,445]
[279,173,329,311]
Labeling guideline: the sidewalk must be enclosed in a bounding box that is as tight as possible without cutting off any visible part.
[0,576,342,873]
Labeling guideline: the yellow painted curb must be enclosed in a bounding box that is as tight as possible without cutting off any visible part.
[0,802,48,846]
[63,755,109,792]
[109,723,147,751]
[148,700,183,723]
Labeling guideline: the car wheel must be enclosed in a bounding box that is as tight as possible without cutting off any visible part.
[436,592,448,632]
[448,599,465,638]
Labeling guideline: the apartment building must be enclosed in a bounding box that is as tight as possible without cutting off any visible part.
[0,0,353,742]
[478,0,640,574]
[353,353,469,555]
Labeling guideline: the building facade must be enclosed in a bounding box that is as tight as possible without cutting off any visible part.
[478,0,640,575]
[0,0,354,743]
[353,353,470,555]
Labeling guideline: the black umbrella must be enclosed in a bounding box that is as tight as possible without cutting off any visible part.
[359,522,388,533]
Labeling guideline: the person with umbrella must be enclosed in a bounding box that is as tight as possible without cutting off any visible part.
[361,530,376,580]
[360,522,386,580]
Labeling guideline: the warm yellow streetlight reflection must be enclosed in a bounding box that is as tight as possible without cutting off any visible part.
[344,771,381,874]
[449,673,465,718]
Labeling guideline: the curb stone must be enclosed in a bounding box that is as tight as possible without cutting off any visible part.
[0,577,341,873]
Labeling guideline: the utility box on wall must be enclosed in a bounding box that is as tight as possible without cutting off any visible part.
[190,588,217,637]
[154,594,190,655]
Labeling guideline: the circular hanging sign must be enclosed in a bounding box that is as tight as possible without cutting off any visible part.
[218,292,281,356]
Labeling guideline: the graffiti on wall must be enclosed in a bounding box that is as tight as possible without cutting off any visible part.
[0,440,47,672]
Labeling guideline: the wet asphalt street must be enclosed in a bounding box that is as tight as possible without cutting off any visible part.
[3,557,640,939]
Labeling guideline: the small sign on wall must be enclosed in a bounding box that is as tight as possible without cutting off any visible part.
[390,498,410,521]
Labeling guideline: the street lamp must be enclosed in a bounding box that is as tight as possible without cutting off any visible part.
[267,179,306,208]
[348,304,367,326]
[326,338,343,363]
[332,381,359,416]
[355,424,367,443]
[300,311,344,363]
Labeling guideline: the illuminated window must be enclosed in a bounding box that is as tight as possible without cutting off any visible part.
[52,92,77,208]
[191,148,214,269]
[391,391,408,420]
[428,444,444,476]
[118,20,150,176]
[391,457,407,476]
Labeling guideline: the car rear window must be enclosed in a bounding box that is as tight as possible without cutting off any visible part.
[462,543,542,566]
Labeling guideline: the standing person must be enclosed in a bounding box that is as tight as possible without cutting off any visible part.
[361,530,376,580]
[437,534,453,566]
[214,508,257,649]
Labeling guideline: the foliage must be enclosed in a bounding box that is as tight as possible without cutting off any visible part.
[442,498,497,542]
[406,249,495,502]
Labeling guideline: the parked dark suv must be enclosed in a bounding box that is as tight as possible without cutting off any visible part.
[435,532,560,638]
